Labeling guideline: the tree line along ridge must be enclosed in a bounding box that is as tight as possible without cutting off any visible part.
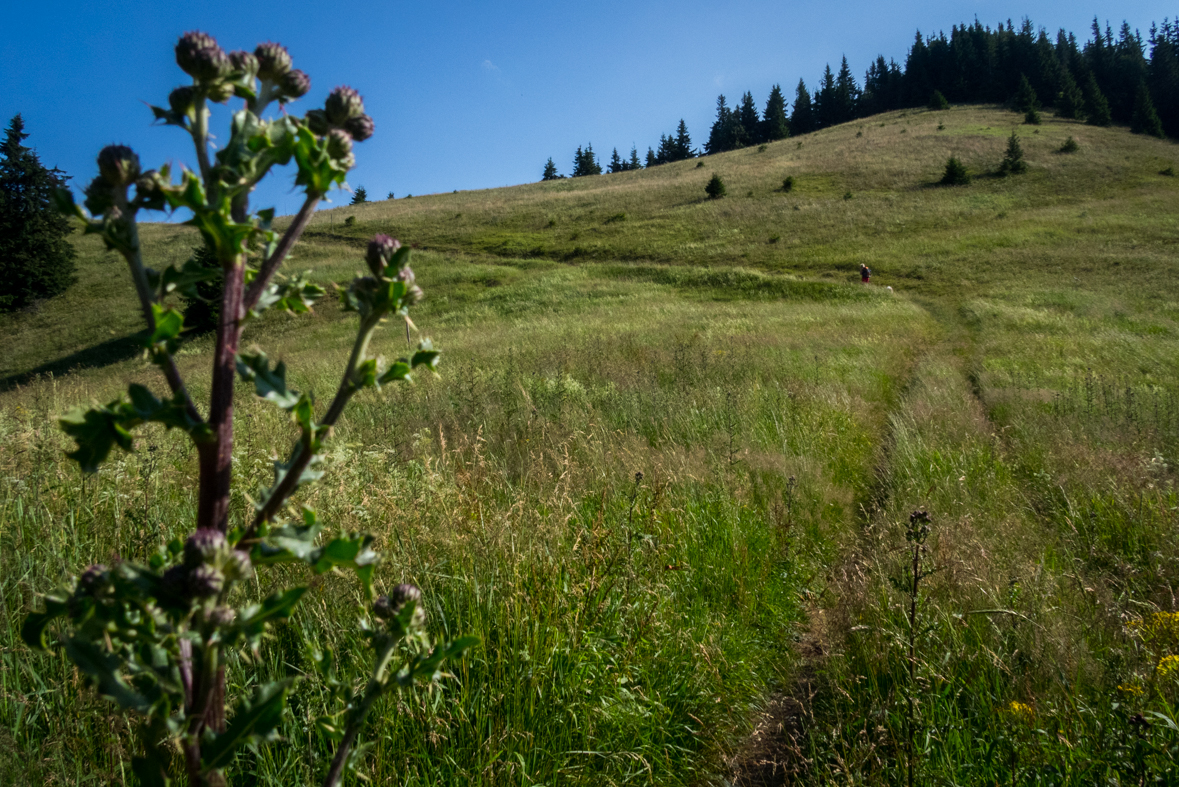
[542,16,1179,179]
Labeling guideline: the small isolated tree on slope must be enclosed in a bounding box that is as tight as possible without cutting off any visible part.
[999,130,1028,175]
[0,114,77,312]
[350,185,368,205]
[928,90,949,110]
[941,156,971,185]
[705,173,726,199]
[542,157,559,180]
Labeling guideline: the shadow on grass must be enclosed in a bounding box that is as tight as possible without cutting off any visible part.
[1,332,147,393]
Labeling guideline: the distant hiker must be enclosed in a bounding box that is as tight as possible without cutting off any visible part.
[860,264,871,284]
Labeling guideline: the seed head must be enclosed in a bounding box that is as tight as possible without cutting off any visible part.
[304,109,331,136]
[254,42,292,80]
[76,564,110,597]
[326,128,354,167]
[365,234,400,276]
[374,583,425,628]
[344,114,375,142]
[175,31,230,82]
[205,81,235,104]
[324,86,364,125]
[83,176,115,216]
[228,50,258,76]
[169,86,196,117]
[279,69,311,100]
[184,528,228,567]
[223,549,253,582]
[188,564,225,599]
[97,145,140,188]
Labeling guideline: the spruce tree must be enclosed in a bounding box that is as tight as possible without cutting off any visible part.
[1055,69,1085,119]
[628,146,642,170]
[761,84,790,141]
[999,130,1027,174]
[646,147,657,168]
[706,95,732,154]
[737,92,760,144]
[674,119,693,160]
[816,65,837,128]
[1131,82,1165,137]
[941,156,970,185]
[791,79,815,135]
[350,186,368,205]
[1083,72,1113,126]
[704,173,726,199]
[928,89,950,110]
[542,157,559,180]
[0,114,77,312]
[1013,73,1040,114]
[608,148,624,174]
[833,56,861,123]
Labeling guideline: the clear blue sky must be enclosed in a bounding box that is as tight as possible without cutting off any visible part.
[2,1,1172,218]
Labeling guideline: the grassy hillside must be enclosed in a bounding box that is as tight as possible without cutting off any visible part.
[2,105,1179,785]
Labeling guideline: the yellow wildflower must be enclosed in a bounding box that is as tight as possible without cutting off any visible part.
[1157,655,1179,678]
[1006,701,1034,722]
[1118,682,1145,696]
[1127,611,1179,641]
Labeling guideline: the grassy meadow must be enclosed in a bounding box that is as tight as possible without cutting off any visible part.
[1,105,1179,785]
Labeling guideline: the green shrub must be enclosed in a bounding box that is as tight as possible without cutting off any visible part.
[782,175,794,192]
[1059,136,1079,153]
[941,156,971,185]
[928,90,950,110]
[1162,166,1176,177]
[999,131,1027,175]
[344,215,356,227]
[1024,108,1042,125]
[705,173,726,199]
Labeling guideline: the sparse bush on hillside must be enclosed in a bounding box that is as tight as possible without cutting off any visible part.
[782,175,794,192]
[1162,165,1175,176]
[26,31,470,787]
[705,173,726,199]
[344,215,356,226]
[1059,136,1080,153]
[999,130,1028,175]
[928,90,949,110]
[941,156,971,185]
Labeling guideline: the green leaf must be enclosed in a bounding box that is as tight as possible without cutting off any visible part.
[311,534,380,599]
[63,638,151,712]
[21,598,68,651]
[145,304,184,356]
[237,588,307,631]
[201,679,293,771]
[236,350,301,410]
[60,404,133,472]
[377,361,411,386]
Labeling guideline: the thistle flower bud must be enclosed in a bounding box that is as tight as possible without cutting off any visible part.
[254,41,292,80]
[223,550,253,582]
[83,176,115,216]
[184,528,227,567]
[325,86,364,125]
[76,564,110,597]
[326,128,353,160]
[159,564,191,605]
[206,81,235,104]
[365,234,400,277]
[374,583,425,628]
[344,114,375,142]
[169,86,196,117]
[304,109,331,136]
[395,265,415,288]
[279,69,311,100]
[208,606,236,627]
[228,50,258,76]
[176,31,230,82]
[188,564,225,599]
[97,145,140,188]
[406,284,424,305]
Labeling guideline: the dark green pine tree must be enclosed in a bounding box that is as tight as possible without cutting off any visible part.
[705,95,733,154]
[1148,20,1179,137]
[646,147,657,168]
[833,56,861,123]
[608,148,624,173]
[673,119,693,160]
[1012,73,1040,114]
[815,65,837,128]
[350,186,368,205]
[1055,69,1085,119]
[1083,72,1113,126]
[655,134,674,164]
[0,114,77,312]
[1130,82,1165,137]
[999,130,1028,175]
[928,89,950,110]
[628,146,642,170]
[737,92,760,144]
[542,157,559,180]
[572,144,601,177]
[761,84,790,142]
[791,79,815,135]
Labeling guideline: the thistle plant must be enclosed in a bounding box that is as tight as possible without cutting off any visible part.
[21,32,473,786]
